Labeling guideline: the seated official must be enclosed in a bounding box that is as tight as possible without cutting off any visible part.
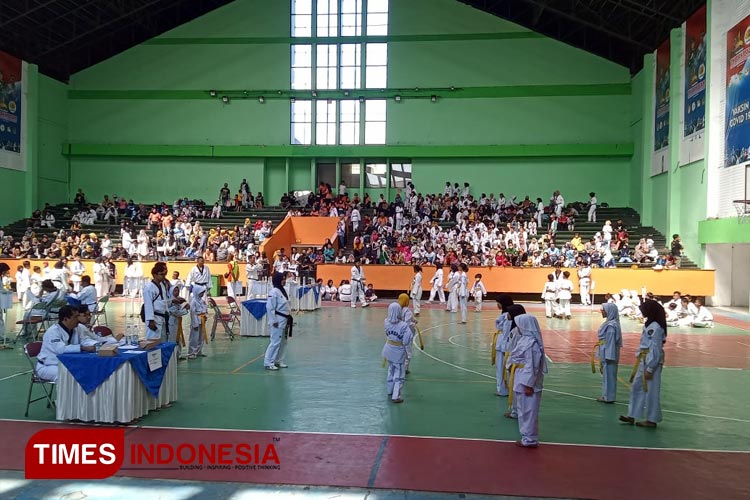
[37,306,96,382]
[29,280,64,317]
[71,305,122,347]
[68,275,97,312]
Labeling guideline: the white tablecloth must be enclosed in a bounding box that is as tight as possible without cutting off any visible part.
[240,306,269,337]
[247,279,269,298]
[298,285,321,311]
[56,349,178,423]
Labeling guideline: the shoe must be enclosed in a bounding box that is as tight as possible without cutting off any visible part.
[351,305,356,308]
[566,316,572,320]
[275,363,288,368]
[515,441,539,448]
[265,365,279,371]
[596,397,614,404]
[392,398,404,404]
[362,303,369,308]
[187,354,196,360]
[504,411,518,419]
[636,421,657,428]
[426,301,432,304]
[619,415,635,424]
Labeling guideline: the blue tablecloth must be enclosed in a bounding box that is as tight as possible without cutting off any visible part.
[297,285,320,302]
[242,299,267,320]
[58,342,177,398]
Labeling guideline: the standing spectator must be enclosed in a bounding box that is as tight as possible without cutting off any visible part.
[588,192,598,222]
[670,234,683,268]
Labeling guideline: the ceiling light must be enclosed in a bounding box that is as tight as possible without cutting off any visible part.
[312,90,318,97]
[430,95,437,103]
[258,96,265,104]
[221,96,230,103]
[209,90,217,97]
[359,96,365,103]
[395,95,402,102]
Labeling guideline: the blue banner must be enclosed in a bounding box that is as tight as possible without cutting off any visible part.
[725,16,750,167]
[684,6,706,138]
[0,51,21,156]
[654,39,670,151]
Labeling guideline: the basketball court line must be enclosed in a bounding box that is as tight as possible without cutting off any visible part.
[417,321,750,425]
[0,371,30,382]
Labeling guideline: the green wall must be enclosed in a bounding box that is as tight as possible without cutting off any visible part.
[70,157,263,205]
[37,74,69,206]
[413,157,632,206]
[0,169,26,225]
[60,0,634,208]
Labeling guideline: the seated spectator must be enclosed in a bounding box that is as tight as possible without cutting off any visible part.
[365,283,378,302]
[338,280,351,302]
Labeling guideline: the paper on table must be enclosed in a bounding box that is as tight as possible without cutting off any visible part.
[127,350,147,354]
[119,345,139,350]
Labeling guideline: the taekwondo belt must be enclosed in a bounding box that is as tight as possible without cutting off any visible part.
[629,349,649,392]
[193,282,208,286]
[591,340,605,374]
[276,311,294,338]
[491,330,500,365]
[386,339,403,347]
[507,363,526,407]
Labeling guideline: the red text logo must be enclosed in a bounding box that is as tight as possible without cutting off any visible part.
[25,429,125,479]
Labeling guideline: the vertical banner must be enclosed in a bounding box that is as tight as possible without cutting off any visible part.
[0,51,22,170]
[685,6,707,138]
[652,39,671,175]
[725,15,750,167]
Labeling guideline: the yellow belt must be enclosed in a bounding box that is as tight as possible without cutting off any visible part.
[501,351,510,384]
[491,330,500,365]
[199,313,208,343]
[591,340,605,374]
[176,316,186,347]
[629,350,649,392]
[507,363,526,407]
[382,339,404,367]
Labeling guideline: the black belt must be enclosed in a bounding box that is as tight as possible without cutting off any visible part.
[276,311,294,338]
[193,282,208,286]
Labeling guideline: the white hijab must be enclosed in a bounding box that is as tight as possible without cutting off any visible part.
[599,303,622,347]
[384,302,402,328]
[515,314,548,373]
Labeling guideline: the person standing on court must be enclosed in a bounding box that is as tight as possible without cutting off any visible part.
[143,262,182,341]
[493,294,515,397]
[186,257,211,298]
[350,259,368,308]
[264,272,292,370]
[410,265,423,316]
[620,300,667,428]
[457,263,469,324]
[382,302,414,403]
[398,293,417,375]
[509,314,547,448]
[426,263,445,304]
[594,303,622,403]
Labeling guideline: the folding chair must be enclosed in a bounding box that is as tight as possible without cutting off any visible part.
[207,298,234,342]
[92,296,110,326]
[15,303,47,343]
[225,296,241,330]
[23,341,56,417]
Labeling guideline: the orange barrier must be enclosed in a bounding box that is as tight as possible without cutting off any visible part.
[316,265,716,297]
[259,216,340,260]
[1,258,716,297]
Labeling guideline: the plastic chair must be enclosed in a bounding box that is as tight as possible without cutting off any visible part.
[92,296,109,326]
[23,342,56,417]
[207,298,234,342]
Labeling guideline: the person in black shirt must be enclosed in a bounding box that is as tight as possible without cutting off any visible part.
[670,234,683,268]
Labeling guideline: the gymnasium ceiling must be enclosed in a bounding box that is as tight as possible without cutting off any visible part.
[0,0,705,82]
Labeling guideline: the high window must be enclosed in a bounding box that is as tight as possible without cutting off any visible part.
[291,0,388,145]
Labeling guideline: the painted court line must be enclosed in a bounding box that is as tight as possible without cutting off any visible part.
[418,322,750,424]
[0,371,30,382]
[231,353,264,374]
[3,418,748,455]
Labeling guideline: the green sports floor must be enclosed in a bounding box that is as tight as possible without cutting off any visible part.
[1,298,749,500]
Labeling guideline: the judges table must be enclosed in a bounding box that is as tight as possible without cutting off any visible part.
[297,284,322,311]
[56,342,178,424]
[240,299,269,337]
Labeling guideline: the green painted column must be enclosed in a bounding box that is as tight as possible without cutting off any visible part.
[24,62,39,215]
[640,54,656,227]
[335,158,341,190]
[285,157,290,194]
[310,158,316,190]
[667,28,683,236]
